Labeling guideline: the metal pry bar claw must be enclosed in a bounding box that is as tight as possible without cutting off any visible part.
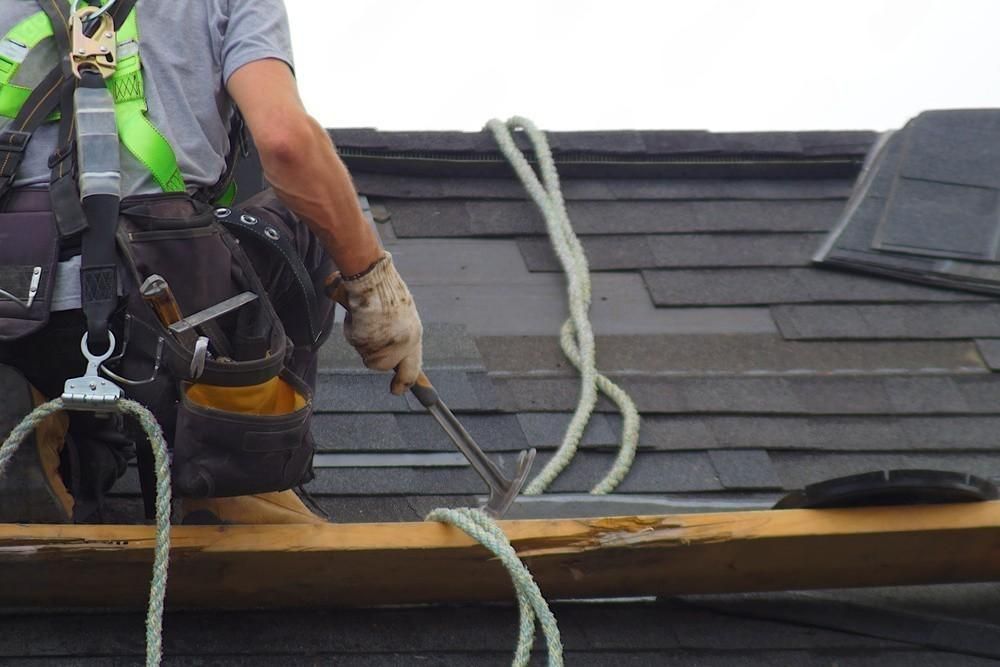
[410,373,536,518]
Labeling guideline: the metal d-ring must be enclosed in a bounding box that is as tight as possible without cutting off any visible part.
[81,331,116,370]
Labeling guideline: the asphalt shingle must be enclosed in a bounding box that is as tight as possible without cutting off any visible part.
[772,303,1000,340]
[642,267,989,307]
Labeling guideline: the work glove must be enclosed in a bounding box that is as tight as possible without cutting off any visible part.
[332,252,423,395]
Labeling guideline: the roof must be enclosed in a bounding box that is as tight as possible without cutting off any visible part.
[17,127,1000,664]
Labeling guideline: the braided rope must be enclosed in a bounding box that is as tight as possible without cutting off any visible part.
[426,507,563,666]
[0,398,171,667]
[486,117,641,495]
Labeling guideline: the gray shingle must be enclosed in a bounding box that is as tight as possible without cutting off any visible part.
[314,373,411,413]
[884,377,971,413]
[300,451,721,495]
[773,303,1000,340]
[516,413,617,449]
[318,323,484,371]
[385,200,474,237]
[647,233,823,268]
[637,415,1000,452]
[630,416,719,450]
[772,451,1000,490]
[396,413,529,452]
[355,175,853,202]
[643,268,988,307]
[544,451,722,493]
[473,334,983,375]
[403,370,485,412]
[708,450,782,490]
[517,236,656,271]
[493,374,998,416]
[411,273,777,336]
[390,200,848,237]
[955,375,1000,412]
[975,340,1000,370]
[311,414,406,452]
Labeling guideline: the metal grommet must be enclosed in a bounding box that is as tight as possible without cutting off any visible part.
[240,214,258,225]
[264,226,280,240]
[213,207,231,219]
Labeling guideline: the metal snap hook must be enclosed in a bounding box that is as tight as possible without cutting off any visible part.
[72,0,118,22]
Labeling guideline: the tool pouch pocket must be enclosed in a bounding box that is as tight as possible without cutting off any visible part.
[172,373,314,498]
[0,211,58,341]
[113,194,314,498]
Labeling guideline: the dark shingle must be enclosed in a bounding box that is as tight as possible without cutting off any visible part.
[311,414,406,452]
[643,268,988,307]
[516,413,617,449]
[708,450,783,490]
[517,236,656,271]
[647,233,823,268]
[396,413,529,452]
[474,334,982,375]
[390,200,848,238]
[773,303,1000,340]
[402,370,485,412]
[544,451,722,493]
[354,174,853,201]
[494,374,996,416]
[975,340,1000,370]
[314,373,411,413]
[772,452,1000,490]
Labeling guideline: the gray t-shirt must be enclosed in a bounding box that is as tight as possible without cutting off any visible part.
[1,0,294,196]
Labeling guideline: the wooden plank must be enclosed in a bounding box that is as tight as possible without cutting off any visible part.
[1,502,1000,610]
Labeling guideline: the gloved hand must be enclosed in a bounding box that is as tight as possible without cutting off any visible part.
[336,252,423,395]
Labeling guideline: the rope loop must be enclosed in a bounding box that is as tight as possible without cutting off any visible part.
[426,507,563,667]
[486,117,641,495]
[0,398,171,667]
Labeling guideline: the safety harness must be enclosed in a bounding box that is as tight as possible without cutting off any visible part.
[0,0,240,207]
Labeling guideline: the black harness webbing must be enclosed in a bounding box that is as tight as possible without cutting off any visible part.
[0,68,64,203]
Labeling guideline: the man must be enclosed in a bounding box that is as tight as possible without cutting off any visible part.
[0,0,423,524]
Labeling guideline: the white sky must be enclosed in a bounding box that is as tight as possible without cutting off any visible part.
[285,0,1000,133]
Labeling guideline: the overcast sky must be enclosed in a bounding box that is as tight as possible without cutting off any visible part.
[285,0,1000,133]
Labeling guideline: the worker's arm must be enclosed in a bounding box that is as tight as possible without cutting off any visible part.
[226,59,380,275]
[227,59,423,394]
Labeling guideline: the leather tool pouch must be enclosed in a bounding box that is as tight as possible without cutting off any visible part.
[0,210,59,341]
[112,194,314,498]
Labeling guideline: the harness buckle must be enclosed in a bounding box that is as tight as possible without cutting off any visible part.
[70,7,117,80]
[0,129,31,154]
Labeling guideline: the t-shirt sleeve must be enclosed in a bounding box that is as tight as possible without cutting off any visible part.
[220,0,295,85]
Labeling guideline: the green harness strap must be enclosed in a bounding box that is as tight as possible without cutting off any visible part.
[0,11,57,120]
[0,3,187,194]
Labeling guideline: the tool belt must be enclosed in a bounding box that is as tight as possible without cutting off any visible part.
[0,190,322,499]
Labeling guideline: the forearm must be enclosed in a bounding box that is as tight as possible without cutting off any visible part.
[258,117,383,276]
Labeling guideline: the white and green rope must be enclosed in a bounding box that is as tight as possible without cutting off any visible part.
[486,117,641,495]
[426,507,563,667]
[0,397,171,667]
